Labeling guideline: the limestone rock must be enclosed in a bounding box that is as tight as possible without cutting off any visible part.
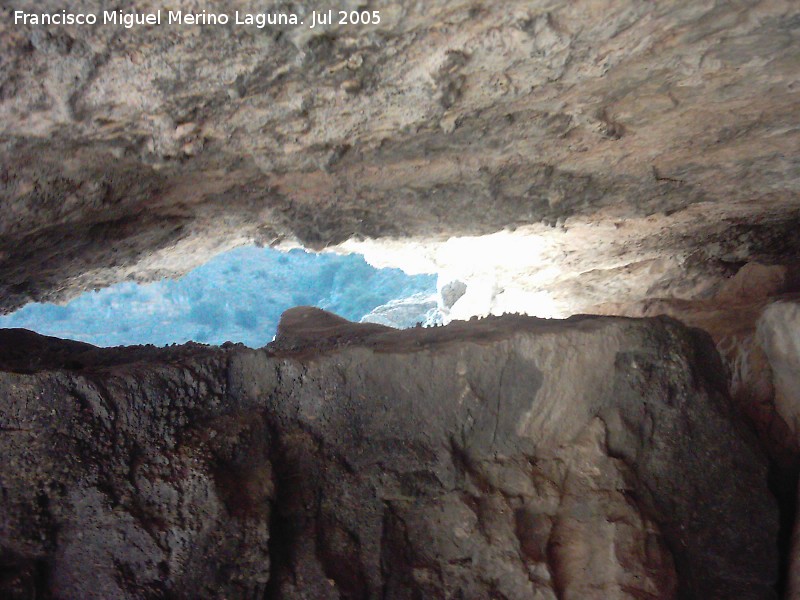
[359,292,440,328]
[593,264,800,467]
[0,312,778,598]
[758,302,800,442]
[0,1,798,316]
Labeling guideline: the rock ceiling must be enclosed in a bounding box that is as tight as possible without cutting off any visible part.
[0,0,798,315]
[2,3,800,597]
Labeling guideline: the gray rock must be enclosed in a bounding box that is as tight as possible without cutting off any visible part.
[0,1,798,316]
[0,311,778,598]
[361,292,440,328]
[440,280,467,310]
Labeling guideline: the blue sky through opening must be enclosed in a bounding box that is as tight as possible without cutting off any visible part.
[0,247,437,348]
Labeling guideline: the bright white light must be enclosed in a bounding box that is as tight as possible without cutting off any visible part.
[337,227,572,320]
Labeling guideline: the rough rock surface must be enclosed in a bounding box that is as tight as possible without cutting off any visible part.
[1,2,798,597]
[359,292,440,328]
[595,264,800,462]
[0,310,778,598]
[758,302,800,442]
[595,276,800,598]
[0,0,798,314]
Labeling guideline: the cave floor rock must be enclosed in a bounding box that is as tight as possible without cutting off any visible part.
[0,310,778,599]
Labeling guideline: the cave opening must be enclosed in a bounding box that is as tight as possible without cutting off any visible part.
[1,0,799,597]
[0,246,439,348]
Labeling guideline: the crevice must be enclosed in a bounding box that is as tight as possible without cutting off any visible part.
[768,460,799,597]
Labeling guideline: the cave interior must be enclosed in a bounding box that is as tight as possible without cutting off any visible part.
[1,1,799,598]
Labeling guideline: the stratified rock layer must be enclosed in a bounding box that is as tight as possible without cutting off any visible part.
[0,1,798,314]
[0,311,778,599]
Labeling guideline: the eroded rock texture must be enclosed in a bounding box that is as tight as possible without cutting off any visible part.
[0,1,798,314]
[0,311,778,598]
[595,277,800,599]
[597,265,800,462]
[1,1,798,597]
